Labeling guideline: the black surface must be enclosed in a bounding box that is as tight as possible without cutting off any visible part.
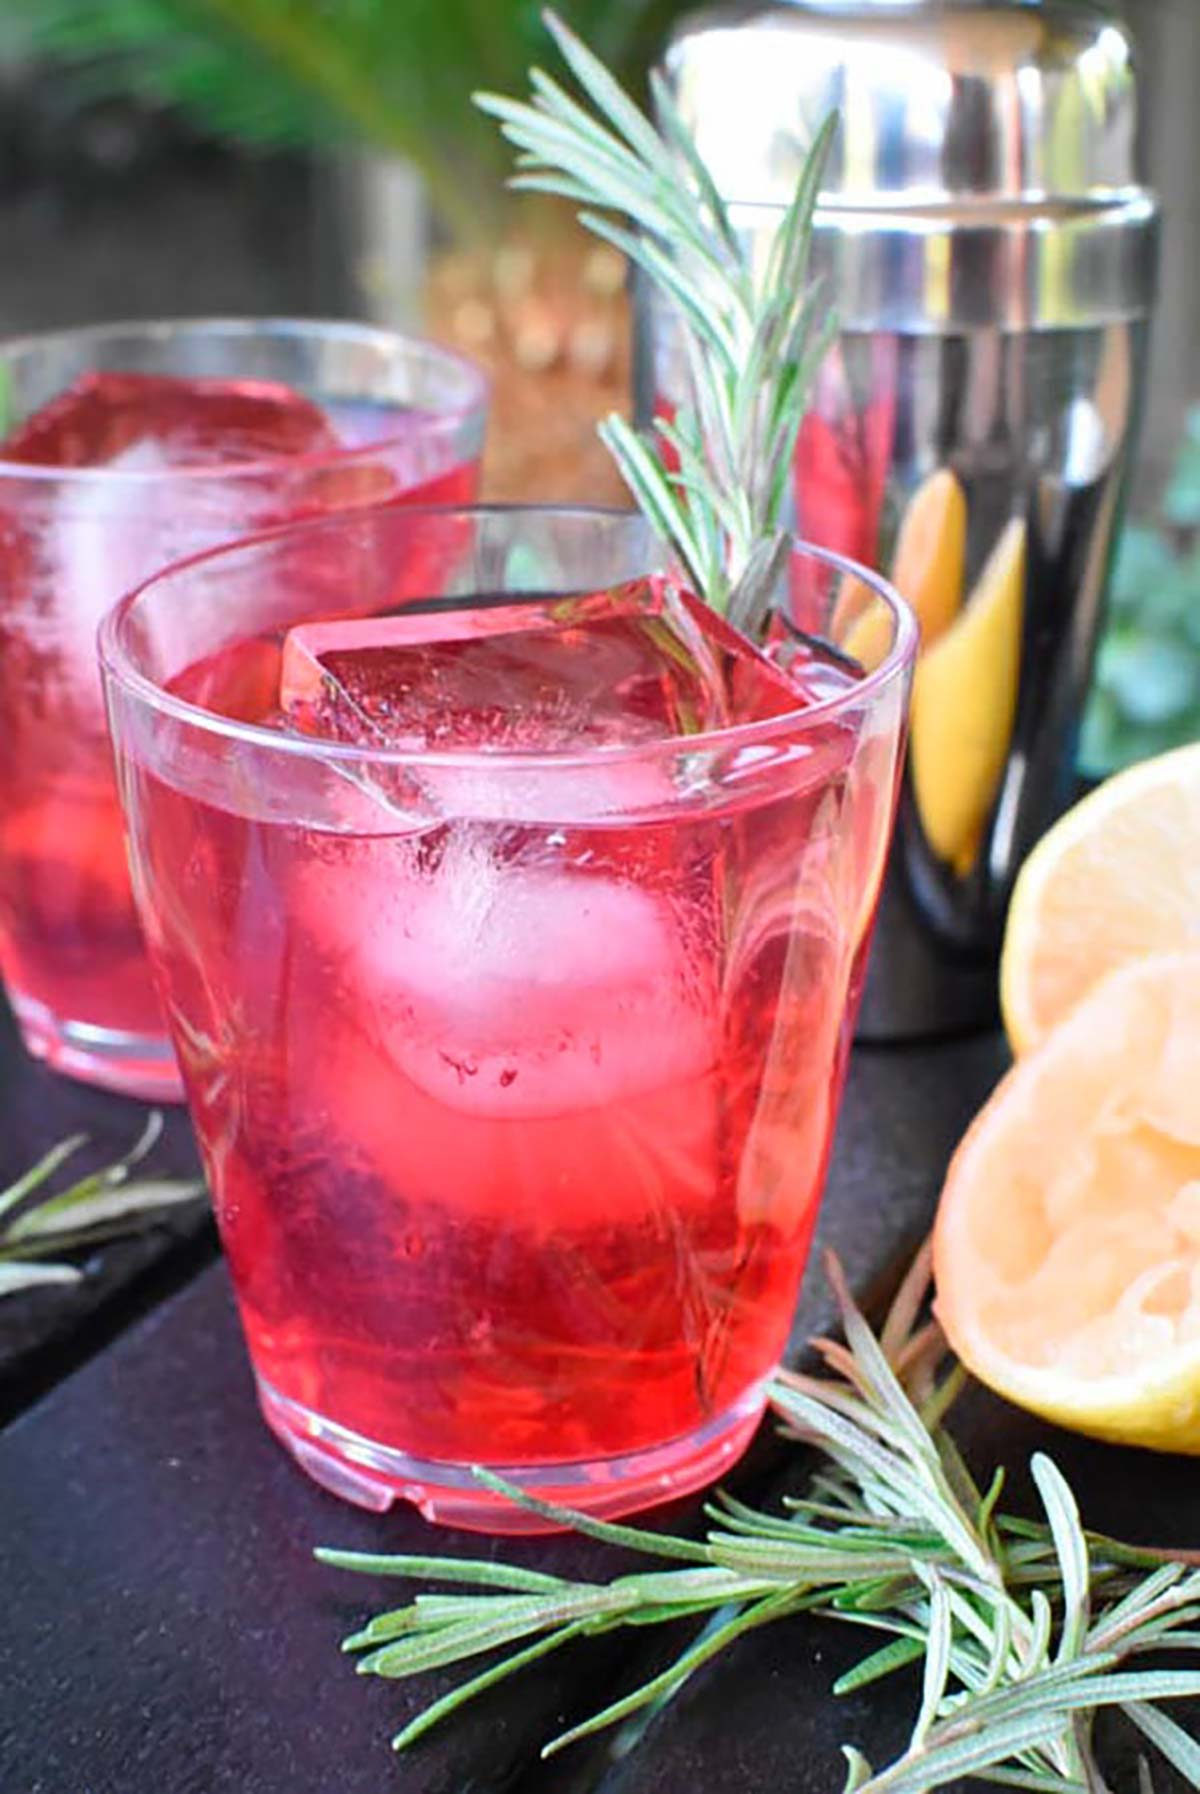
[0,1033,1015,1794]
[0,998,212,1427]
[787,1031,1010,1356]
[0,1267,652,1794]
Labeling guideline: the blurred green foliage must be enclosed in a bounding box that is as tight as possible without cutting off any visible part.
[0,0,693,240]
[1080,408,1200,776]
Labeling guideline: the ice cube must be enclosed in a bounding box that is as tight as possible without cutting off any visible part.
[278,577,749,823]
[1,371,340,469]
[297,831,717,1123]
[0,372,347,717]
[276,576,835,823]
[279,577,736,753]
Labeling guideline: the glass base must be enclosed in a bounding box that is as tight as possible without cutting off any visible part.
[10,988,184,1102]
[256,1373,767,1532]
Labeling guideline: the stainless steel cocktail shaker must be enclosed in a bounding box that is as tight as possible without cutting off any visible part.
[637,0,1160,1037]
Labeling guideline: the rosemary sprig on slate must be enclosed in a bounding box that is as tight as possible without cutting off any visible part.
[319,1251,1200,1790]
[0,1114,205,1296]
[476,11,835,633]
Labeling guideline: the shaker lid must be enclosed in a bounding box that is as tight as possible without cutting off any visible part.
[664,0,1142,209]
[660,0,1159,329]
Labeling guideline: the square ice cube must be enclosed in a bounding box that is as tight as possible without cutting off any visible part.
[0,371,352,719]
[275,576,827,823]
[278,577,737,754]
[294,828,719,1141]
[1,370,341,469]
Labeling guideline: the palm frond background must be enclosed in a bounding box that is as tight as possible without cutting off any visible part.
[0,0,693,239]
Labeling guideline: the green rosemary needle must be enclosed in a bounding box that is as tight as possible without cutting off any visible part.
[475,11,836,633]
[0,1113,206,1296]
[318,1248,1200,1790]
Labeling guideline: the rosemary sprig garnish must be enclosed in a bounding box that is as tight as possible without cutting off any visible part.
[0,1114,206,1296]
[318,1250,1200,1789]
[476,12,836,633]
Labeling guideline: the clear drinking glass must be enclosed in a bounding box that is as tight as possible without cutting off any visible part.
[100,505,915,1529]
[0,318,487,1098]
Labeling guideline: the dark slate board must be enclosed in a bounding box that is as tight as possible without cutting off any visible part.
[0,1267,656,1794]
[0,998,213,1426]
[0,1034,1013,1794]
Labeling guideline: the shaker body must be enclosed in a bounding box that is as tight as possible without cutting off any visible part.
[643,0,1159,1037]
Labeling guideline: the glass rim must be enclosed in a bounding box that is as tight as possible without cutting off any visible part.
[99,502,919,772]
[0,316,489,486]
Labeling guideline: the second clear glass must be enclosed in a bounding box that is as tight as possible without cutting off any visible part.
[0,318,487,1097]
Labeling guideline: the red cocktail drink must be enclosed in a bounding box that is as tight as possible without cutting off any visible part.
[101,507,915,1528]
[0,321,486,1096]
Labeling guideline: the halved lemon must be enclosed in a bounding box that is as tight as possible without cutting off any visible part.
[1001,740,1200,1056]
[933,951,1200,1453]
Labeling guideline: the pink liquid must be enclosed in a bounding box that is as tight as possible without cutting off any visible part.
[130,589,879,1498]
[0,371,478,1090]
[0,771,165,1046]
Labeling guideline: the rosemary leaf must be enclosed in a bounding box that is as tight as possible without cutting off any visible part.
[1125,1701,1200,1785]
[0,1260,82,1295]
[476,9,834,632]
[0,1135,88,1224]
[542,1586,808,1759]
[469,1467,712,1561]
[5,1176,206,1243]
[312,1548,566,1593]
[0,1117,205,1299]
[1033,1456,1091,1661]
[913,1576,953,1748]
[833,1635,928,1696]
[390,1622,590,1752]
